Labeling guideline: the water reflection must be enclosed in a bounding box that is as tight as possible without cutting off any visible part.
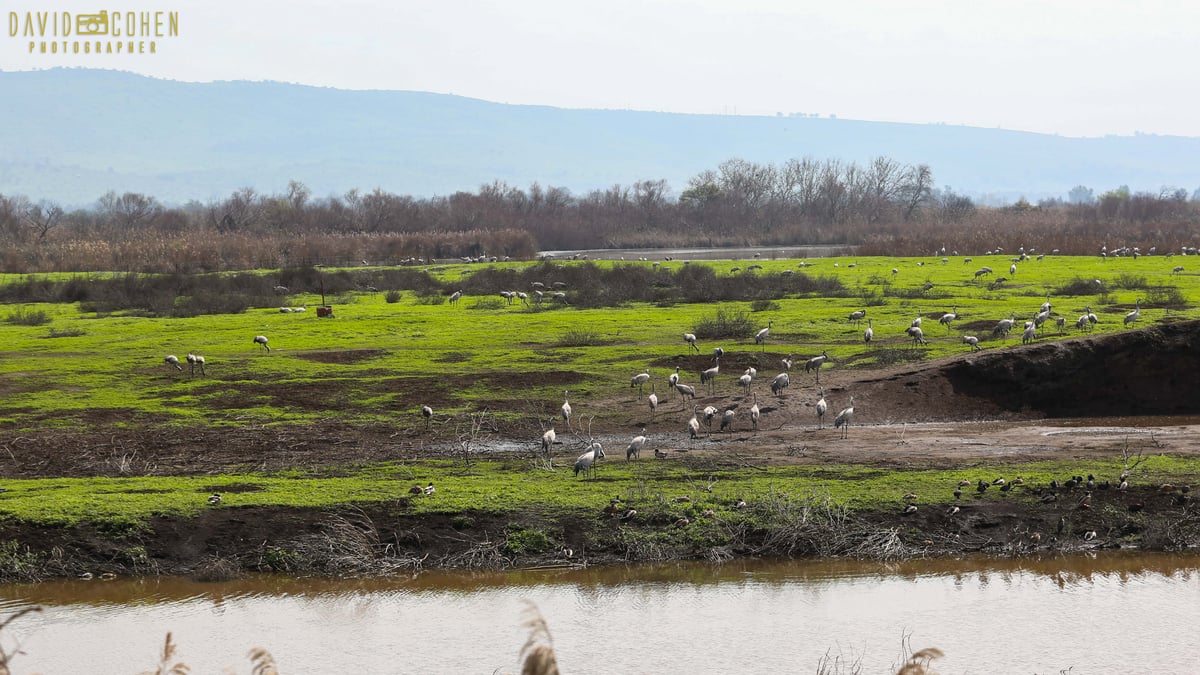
[0,552,1196,674]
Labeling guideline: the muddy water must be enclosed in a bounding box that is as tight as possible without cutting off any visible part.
[0,553,1197,674]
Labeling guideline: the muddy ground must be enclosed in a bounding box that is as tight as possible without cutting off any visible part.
[2,321,1199,578]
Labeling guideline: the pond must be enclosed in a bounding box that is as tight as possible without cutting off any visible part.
[0,552,1197,674]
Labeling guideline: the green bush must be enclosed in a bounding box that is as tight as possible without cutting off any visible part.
[693,307,755,340]
[385,290,403,303]
[5,307,50,326]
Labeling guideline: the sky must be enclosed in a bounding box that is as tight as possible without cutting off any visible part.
[4,0,1199,138]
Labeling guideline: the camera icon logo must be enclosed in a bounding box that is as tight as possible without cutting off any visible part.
[76,11,110,36]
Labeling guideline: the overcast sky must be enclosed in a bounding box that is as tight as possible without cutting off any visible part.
[5,0,1198,138]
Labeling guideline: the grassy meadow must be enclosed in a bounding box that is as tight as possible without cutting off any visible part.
[1,251,1199,556]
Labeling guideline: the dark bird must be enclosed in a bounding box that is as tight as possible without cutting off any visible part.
[947,505,960,516]
[408,485,423,495]
[953,488,962,500]
[977,480,989,494]
[1041,492,1058,503]
[992,478,1006,486]
[207,493,221,506]
[423,482,436,495]
[902,504,918,515]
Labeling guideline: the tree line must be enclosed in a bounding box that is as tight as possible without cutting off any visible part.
[1,156,1198,273]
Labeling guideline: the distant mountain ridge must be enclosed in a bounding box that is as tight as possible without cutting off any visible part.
[1,68,1198,206]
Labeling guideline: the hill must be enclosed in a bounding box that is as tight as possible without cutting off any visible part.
[1,68,1199,205]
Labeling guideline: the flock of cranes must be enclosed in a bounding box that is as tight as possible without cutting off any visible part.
[156,255,1166,485]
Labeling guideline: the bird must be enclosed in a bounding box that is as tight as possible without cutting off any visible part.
[993,312,1016,339]
[631,371,651,394]
[1086,306,1099,328]
[833,396,854,439]
[712,347,724,359]
[749,393,760,432]
[684,333,700,353]
[253,335,270,352]
[574,442,604,479]
[207,493,221,506]
[939,306,958,329]
[805,351,829,381]
[648,384,658,416]
[654,448,668,459]
[703,405,718,430]
[754,320,773,350]
[626,428,647,461]
[163,355,183,371]
[561,390,572,427]
[947,505,960,515]
[953,488,962,500]
[1124,298,1141,327]
[962,335,981,352]
[421,404,434,430]
[1021,323,1036,345]
[1010,263,1017,276]
[720,409,736,432]
[700,357,720,393]
[687,406,701,440]
[409,484,423,495]
[668,366,682,388]
[902,504,918,515]
[541,421,556,455]
[863,318,873,345]
[770,372,790,397]
[815,387,827,429]
[906,325,926,347]
[738,371,753,395]
[848,309,866,325]
[675,382,696,401]
[781,355,794,371]
[448,290,462,305]
[185,353,206,376]
[423,482,435,495]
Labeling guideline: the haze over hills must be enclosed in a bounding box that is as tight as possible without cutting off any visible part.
[1,68,1198,207]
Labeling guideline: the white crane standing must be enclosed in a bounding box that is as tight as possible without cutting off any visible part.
[561,390,572,429]
[631,371,651,394]
[253,335,270,352]
[648,383,658,416]
[863,318,873,345]
[754,320,773,351]
[574,442,605,479]
[749,393,760,433]
[816,387,827,429]
[700,357,720,395]
[833,395,855,439]
[684,333,700,353]
[770,372,790,397]
[1124,298,1141,327]
[421,405,433,430]
[626,427,647,461]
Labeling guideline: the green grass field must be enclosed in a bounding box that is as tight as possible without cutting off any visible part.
[1,253,1197,530]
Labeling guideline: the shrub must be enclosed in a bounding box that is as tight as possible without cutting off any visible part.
[4,307,50,326]
[469,297,506,311]
[1113,273,1149,290]
[749,299,780,312]
[46,327,86,338]
[384,290,403,303]
[693,307,755,340]
[1146,285,1187,309]
[415,292,446,305]
[557,329,608,347]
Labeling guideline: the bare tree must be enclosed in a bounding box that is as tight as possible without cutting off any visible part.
[23,199,64,241]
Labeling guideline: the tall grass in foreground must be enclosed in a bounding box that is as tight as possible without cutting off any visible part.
[0,604,942,674]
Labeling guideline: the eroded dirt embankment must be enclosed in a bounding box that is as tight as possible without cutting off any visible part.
[844,318,1200,422]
